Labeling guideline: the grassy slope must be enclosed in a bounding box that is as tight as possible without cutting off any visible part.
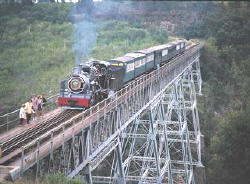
[0,4,74,113]
[0,3,169,114]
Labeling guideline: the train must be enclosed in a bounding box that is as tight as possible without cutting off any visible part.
[58,40,186,109]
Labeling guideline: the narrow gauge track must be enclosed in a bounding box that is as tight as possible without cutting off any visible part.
[0,110,80,160]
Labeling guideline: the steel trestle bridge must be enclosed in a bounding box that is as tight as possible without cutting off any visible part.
[1,44,204,184]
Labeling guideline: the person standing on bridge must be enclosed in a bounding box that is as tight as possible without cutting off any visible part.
[37,95,43,117]
[25,99,34,124]
[32,96,38,121]
[19,104,26,125]
[41,94,47,106]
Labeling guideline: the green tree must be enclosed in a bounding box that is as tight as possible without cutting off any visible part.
[208,107,250,184]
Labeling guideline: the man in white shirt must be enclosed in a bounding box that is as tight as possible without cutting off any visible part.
[19,104,26,125]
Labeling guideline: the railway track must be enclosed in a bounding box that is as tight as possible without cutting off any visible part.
[0,109,80,163]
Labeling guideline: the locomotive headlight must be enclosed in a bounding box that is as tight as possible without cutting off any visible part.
[71,79,80,89]
[69,77,83,92]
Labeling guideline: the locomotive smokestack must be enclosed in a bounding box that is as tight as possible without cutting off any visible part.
[72,66,82,75]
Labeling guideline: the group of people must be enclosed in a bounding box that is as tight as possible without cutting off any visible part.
[19,95,47,125]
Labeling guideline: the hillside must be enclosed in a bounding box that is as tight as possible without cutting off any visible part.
[0,4,74,113]
[0,3,168,114]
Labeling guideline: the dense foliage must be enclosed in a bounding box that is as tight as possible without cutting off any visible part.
[93,21,168,60]
[180,3,250,184]
[0,3,73,113]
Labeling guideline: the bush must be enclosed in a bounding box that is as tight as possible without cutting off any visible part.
[43,173,86,184]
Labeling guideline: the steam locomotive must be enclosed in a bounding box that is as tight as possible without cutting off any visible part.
[58,40,186,109]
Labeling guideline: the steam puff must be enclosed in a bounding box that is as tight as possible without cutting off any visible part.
[73,21,97,65]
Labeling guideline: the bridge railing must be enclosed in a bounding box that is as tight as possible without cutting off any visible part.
[0,94,59,134]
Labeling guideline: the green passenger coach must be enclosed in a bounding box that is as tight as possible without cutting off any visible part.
[108,56,135,83]
[136,48,155,71]
[158,45,169,62]
[150,45,164,66]
[107,40,186,90]
[125,53,146,78]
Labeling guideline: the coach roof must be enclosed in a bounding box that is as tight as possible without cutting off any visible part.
[125,52,146,59]
[136,48,155,54]
[109,56,134,63]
